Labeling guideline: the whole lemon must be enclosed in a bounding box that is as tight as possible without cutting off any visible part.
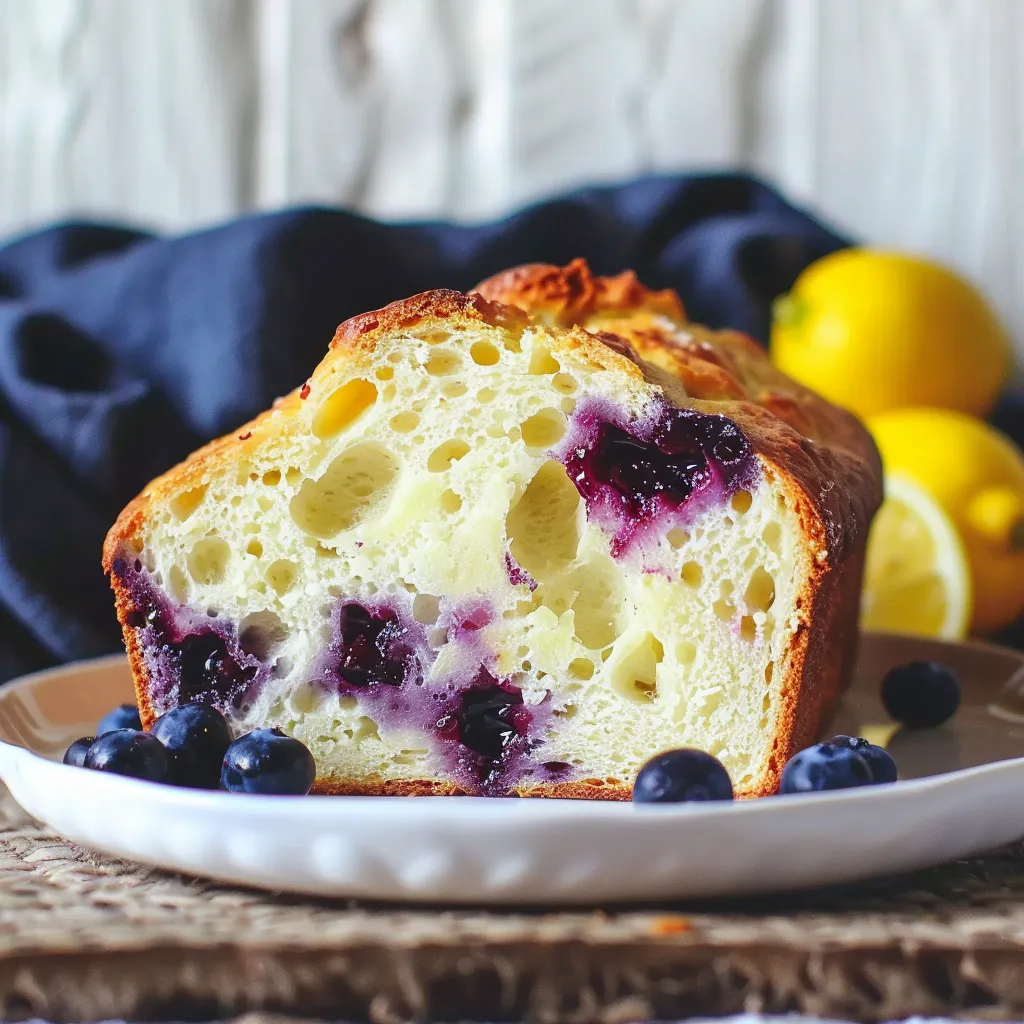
[771,249,1009,420]
[868,408,1024,633]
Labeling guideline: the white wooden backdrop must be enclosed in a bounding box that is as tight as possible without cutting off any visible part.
[1,0,1022,353]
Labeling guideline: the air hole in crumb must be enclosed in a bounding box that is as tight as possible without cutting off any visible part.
[470,340,500,366]
[570,558,624,650]
[239,610,289,660]
[561,397,576,415]
[477,388,497,403]
[506,461,581,577]
[315,542,338,558]
[612,633,663,703]
[719,580,734,598]
[246,539,263,558]
[568,658,594,680]
[713,599,736,622]
[745,567,776,613]
[440,489,462,513]
[291,683,317,715]
[266,559,297,596]
[667,528,688,549]
[262,470,281,486]
[171,485,208,521]
[168,564,189,603]
[311,378,377,439]
[339,694,358,711]
[412,594,441,625]
[762,691,772,714]
[762,521,782,554]
[740,615,757,642]
[676,641,696,665]
[681,561,702,586]
[765,661,775,684]
[258,495,273,513]
[186,537,230,585]
[354,717,380,743]
[529,346,560,375]
[290,442,398,537]
[520,408,566,448]
[286,467,301,487]
[428,439,471,472]
[731,489,753,514]
[425,350,462,376]
[555,703,578,719]
[442,380,468,398]
[375,365,394,381]
[389,411,419,433]
[552,373,577,395]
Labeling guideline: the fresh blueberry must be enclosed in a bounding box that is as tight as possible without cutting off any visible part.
[780,742,874,794]
[830,734,898,784]
[632,748,734,803]
[97,703,142,735]
[881,661,961,729]
[62,736,94,768]
[84,729,170,782]
[151,702,232,789]
[220,728,315,795]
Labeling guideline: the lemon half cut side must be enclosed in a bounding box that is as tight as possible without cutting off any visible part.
[860,473,972,641]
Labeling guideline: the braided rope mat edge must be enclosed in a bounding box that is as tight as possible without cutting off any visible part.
[4,789,1024,1023]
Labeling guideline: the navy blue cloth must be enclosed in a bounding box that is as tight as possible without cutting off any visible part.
[0,171,971,680]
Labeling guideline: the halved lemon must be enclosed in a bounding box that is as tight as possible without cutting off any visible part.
[860,473,972,640]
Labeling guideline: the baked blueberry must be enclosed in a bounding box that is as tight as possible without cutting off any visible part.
[62,736,94,768]
[830,734,898,784]
[97,703,142,735]
[780,742,873,794]
[220,728,315,795]
[632,748,734,803]
[151,702,232,789]
[881,661,961,729]
[84,729,169,782]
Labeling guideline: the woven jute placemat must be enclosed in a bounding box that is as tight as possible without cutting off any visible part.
[3,787,1024,1024]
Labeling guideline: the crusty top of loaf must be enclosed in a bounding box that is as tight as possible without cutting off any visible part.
[475,258,883,563]
[104,263,881,577]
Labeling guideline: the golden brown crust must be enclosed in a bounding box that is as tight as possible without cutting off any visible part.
[105,261,882,799]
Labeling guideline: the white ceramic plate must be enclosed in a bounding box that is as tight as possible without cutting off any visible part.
[3,632,1024,904]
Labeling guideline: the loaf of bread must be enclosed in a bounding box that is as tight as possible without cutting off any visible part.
[103,259,881,798]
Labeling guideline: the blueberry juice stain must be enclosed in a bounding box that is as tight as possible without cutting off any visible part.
[319,599,546,794]
[111,558,261,713]
[560,399,758,556]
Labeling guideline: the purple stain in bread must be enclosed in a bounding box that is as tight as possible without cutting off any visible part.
[113,558,570,795]
[504,551,537,591]
[559,397,758,557]
[313,597,558,794]
[110,559,265,714]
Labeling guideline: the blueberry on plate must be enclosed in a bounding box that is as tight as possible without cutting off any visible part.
[221,728,316,795]
[632,748,734,803]
[97,703,142,736]
[881,661,961,729]
[779,742,873,794]
[151,702,232,789]
[830,734,898,784]
[62,736,94,768]
[84,729,170,782]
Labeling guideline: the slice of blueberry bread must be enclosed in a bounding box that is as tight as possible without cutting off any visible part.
[103,262,881,798]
